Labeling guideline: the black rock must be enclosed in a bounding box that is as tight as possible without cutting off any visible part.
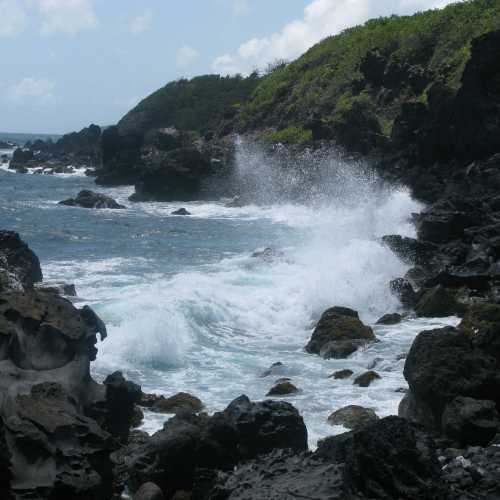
[172,208,192,215]
[306,306,375,358]
[134,482,165,500]
[415,285,464,317]
[0,230,42,291]
[376,312,403,325]
[59,190,126,209]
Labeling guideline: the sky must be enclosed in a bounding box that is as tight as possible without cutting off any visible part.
[0,0,460,134]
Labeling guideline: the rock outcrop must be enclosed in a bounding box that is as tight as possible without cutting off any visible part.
[59,190,126,209]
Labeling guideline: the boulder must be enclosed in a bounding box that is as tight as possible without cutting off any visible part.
[353,371,381,387]
[415,285,464,317]
[459,303,500,357]
[145,392,204,414]
[34,281,77,296]
[305,306,375,358]
[0,230,42,290]
[441,396,499,446]
[400,326,500,431]
[207,417,446,500]
[376,313,402,325]
[115,395,307,496]
[59,190,126,209]
[327,405,379,429]
[266,381,299,396]
[329,369,354,379]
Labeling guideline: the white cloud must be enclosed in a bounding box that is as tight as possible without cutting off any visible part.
[37,0,98,36]
[213,0,461,75]
[0,0,27,37]
[128,9,152,35]
[176,45,200,69]
[232,0,249,16]
[6,77,56,104]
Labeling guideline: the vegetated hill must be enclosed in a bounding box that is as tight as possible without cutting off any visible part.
[117,74,260,137]
[240,0,500,157]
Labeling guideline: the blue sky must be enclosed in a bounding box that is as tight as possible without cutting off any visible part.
[1,0,458,134]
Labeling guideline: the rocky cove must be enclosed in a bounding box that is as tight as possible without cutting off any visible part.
[2,0,500,498]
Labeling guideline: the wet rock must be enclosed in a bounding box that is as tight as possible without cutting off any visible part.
[390,277,417,308]
[266,381,299,396]
[415,285,464,317]
[0,230,42,290]
[142,392,204,414]
[134,482,165,500]
[400,326,500,434]
[441,397,500,446]
[59,189,126,209]
[259,361,284,378]
[376,312,403,325]
[382,235,437,265]
[353,370,381,387]
[116,395,307,497]
[327,405,379,429]
[416,209,471,244]
[459,302,500,356]
[251,247,285,262]
[208,416,446,500]
[329,369,354,379]
[306,306,375,358]
[172,208,191,215]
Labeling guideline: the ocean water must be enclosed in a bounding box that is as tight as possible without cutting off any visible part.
[0,145,458,447]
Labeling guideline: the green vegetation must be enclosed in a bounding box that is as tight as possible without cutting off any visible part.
[240,0,500,142]
[118,74,260,137]
[263,126,313,144]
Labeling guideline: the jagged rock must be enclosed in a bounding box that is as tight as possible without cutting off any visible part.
[305,306,375,358]
[382,235,437,265]
[441,396,499,446]
[4,382,114,500]
[400,326,500,436]
[327,405,379,429]
[390,278,417,308]
[0,230,42,290]
[115,395,307,497]
[353,371,381,387]
[172,208,191,215]
[376,313,402,325]
[329,369,354,379]
[266,381,299,396]
[134,482,165,500]
[459,302,500,356]
[207,417,446,500]
[59,190,126,209]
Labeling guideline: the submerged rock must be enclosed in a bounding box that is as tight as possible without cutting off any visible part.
[59,189,126,209]
[329,369,354,379]
[327,405,379,429]
[354,370,381,387]
[172,208,191,215]
[306,306,375,359]
[259,361,284,378]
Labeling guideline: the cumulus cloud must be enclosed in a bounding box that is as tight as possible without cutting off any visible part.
[0,0,28,37]
[128,9,152,35]
[37,0,98,36]
[6,77,56,104]
[176,45,200,69]
[213,0,461,75]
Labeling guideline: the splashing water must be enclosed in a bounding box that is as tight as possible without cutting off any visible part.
[0,141,458,446]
